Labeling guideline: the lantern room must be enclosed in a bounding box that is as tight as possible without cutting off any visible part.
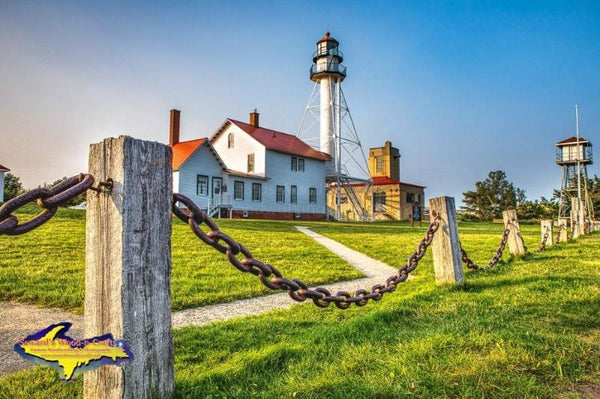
[555,136,593,165]
[310,32,346,81]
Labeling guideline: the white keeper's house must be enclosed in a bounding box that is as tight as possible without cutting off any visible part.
[0,163,10,203]
[169,109,330,220]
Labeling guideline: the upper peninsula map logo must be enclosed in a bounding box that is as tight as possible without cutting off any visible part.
[14,322,133,381]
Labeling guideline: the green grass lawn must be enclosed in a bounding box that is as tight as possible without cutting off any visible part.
[304,219,543,280]
[0,206,361,313]
[1,219,598,398]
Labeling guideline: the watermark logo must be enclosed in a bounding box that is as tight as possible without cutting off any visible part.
[14,322,133,382]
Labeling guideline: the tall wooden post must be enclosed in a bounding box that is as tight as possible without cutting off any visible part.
[540,220,553,247]
[85,136,174,399]
[558,218,569,242]
[571,197,581,239]
[429,196,463,285]
[502,209,526,256]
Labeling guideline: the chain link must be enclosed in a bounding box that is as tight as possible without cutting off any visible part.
[569,221,576,240]
[555,224,565,244]
[173,193,440,309]
[460,227,510,270]
[0,174,95,236]
[537,227,550,252]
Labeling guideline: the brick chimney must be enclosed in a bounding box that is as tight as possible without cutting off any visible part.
[249,109,259,127]
[169,109,181,147]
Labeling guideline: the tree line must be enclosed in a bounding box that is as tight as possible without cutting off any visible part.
[2,173,86,206]
[461,170,600,221]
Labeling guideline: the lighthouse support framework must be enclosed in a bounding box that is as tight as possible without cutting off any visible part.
[297,80,372,221]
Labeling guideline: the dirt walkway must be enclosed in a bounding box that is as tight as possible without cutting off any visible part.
[1,226,403,377]
[171,226,401,327]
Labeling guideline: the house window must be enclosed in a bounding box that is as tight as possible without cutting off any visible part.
[276,185,285,203]
[298,158,305,172]
[247,153,255,173]
[252,183,262,202]
[309,187,317,204]
[417,194,421,204]
[374,192,386,205]
[196,175,208,196]
[406,192,415,204]
[375,156,383,173]
[234,181,244,200]
[290,185,297,204]
[228,133,234,148]
[291,157,297,171]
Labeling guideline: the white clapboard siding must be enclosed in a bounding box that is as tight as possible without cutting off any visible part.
[212,123,267,175]
[175,143,227,209]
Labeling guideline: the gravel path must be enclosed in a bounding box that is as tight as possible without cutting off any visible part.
[1,226,404,377]
[171,226,403,328]
[0,303,83,378]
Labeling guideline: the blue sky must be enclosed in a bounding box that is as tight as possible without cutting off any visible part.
[1,0,598,203]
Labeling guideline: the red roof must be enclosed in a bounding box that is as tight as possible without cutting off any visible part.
[372,176,400,185]
[171,138,228,172]
[228,119,331,161]
[556,136,590,145]
[371,176,426,188]
[318,31,338,43]
[0,164,9,171]
[172,139,205,170]
[341,176,426,188]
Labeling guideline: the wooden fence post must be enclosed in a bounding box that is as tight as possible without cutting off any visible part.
[84,136,174,399]
[429,196,464,285]
[502,209,526,256]
[540,220,553,247]
[571,197,581,239]
[558,218,569,242]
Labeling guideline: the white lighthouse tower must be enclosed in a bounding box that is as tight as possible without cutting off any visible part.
[298,32,371,221]
[311,32,346,163]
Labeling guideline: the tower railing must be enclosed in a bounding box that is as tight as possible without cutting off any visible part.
[556,146,593,164]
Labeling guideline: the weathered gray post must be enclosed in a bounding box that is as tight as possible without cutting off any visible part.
[85,136,174,399]
[502,209,526,256]
[558,218,569,242]
[429,196,463,285]
[571,197,581,239]
[540,220,553,247]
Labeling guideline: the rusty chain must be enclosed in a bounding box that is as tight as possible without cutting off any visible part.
[555,224,565,244]
[0,174,95,236]
[173,192,440,309]
[537,227,550,252]
[460,227,510,270]
[569,221,576,240]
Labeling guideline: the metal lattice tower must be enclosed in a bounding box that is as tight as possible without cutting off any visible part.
[556,105,595,222]
[296,32,371,221]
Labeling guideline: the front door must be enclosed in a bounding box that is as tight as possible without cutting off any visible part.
[212,177,222,204]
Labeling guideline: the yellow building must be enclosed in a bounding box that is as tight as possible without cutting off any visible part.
[327,141,426,221]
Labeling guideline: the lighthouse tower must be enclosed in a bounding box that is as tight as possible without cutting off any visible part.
[297,32,371,221]
[310,31,346,163]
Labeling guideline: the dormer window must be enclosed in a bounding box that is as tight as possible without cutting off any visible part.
[228,133,234,148]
